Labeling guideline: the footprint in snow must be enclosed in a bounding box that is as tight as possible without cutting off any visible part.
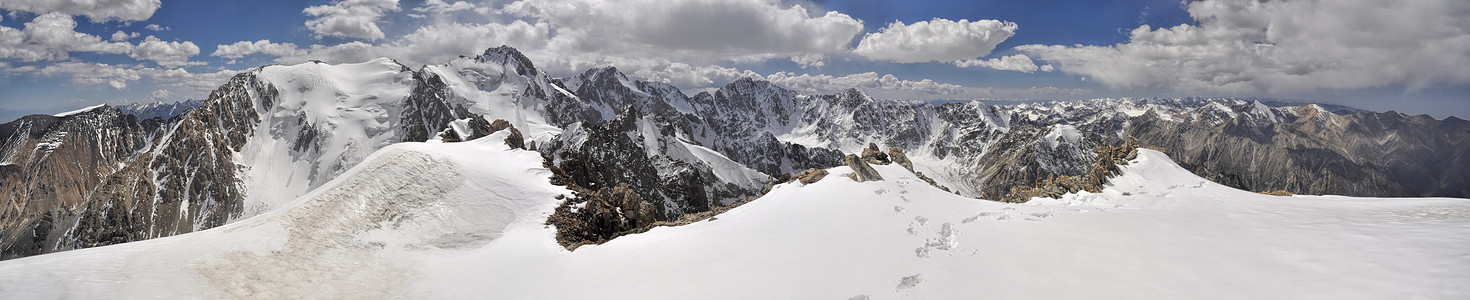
[875,189,888,195]
[893,206,905,213]
[848,295,870,300]
[914,216,929,226]
[896,274,924,290]
[962,212,1000,223]
[915,223,958,258]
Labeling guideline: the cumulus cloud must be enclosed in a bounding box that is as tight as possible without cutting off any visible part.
[954,54,1051,73]
[0,0,160,22]
[33,62,145,90]
[143,24,169,31]
[9,61,242,101]
[411,0,475,16]
[790,53,826,69]
[763,71,967,95]
[1019,0,1470,94]
[854,18,1017,63]
[211,39,306,59]
[0,12,132,61]
[109,30,139,41]
[131,36,201,67]
[304,0,400,40]
[501,0,863,61]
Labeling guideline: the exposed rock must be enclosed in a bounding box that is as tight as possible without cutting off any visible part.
[794,169,830,185]
[845,154,884,182]
[471,118,523,149]
[1258,190,1294,196]
[1003,141,1139,203]
[0,106,162,258]
[888,146,914,171]
[544,150,659,249]
[861,143,891,165]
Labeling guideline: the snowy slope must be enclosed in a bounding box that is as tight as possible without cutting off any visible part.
[238,58,418,215]
[1,146,1466,297]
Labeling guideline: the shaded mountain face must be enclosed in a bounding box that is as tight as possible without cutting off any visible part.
[1,45,1466,260]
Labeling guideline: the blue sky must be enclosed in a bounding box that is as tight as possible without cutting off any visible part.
[1,0,1467,122]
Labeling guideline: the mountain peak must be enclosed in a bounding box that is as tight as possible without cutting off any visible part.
[582,66,630,83]
[478,45,538,75]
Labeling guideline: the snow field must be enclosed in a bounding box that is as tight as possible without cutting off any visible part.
[0,148,1465,299]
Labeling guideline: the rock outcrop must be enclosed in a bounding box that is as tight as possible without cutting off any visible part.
[794,169,830,185]
[546,183,658,249]
[1003,141,1140,203]
[845,154,884,182]
[861,143,890,165]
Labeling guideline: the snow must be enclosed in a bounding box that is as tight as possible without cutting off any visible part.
[1040,124,1082,148]
[52,104,107,117]
[238,58,416,216]
[677,139,769,190]
[2,148,1467,299]
[424,57,563,141]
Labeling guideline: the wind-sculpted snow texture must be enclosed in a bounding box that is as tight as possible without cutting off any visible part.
[1,45,1467,259]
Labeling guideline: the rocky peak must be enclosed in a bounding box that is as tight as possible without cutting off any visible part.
[478,45,538,76]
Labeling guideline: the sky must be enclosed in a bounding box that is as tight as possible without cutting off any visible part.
[1,0,1467,122]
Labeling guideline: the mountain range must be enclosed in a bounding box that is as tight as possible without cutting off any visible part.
[1,45,1466,259]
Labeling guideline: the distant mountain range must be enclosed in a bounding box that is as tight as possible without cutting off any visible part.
[2,46,1466,259]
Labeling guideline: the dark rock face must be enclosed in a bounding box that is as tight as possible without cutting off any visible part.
[63,73,266,251]
[544,107,759,220]
[546,182,658,249]
[1004,141,1139,202]
[1120,104,1470,197]
[845,154,883,182]
[401,71,473,143]
[0,106,160,258]
[861,143,891,165]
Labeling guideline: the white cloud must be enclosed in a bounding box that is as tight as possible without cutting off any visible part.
[110,30,139,41]
[213,0,866,91]
[501,0,863,61]
[381,20,549,66]
[411,0,475,16]
[628,62,759,88]
[854,18,1017,63]
[0,12,132,61]
[763,71,967,95]
[145,88,171,100]
[790,53,825,69]
[211,39,306,59]
[143,24,169,31]
[32,62,145,90]
[10,61,243,102]
[1019,0,1470,94]
[304,0,400,40]
[0,0,160,22]
[954,54,1050,73]
[131,36,201,67]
